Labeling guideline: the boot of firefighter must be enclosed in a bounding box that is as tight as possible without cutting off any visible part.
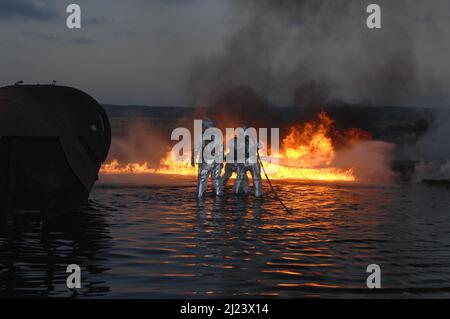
[233,165,250,195]
[222,163,235,186]
[241,173,251,194]
[211,163,223,197]
[227,163,250,193]
[233,175,251,194]
[197,162,211,199]
[250,163,263,197]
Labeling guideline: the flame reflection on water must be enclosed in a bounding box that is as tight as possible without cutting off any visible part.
[1,181,450,298]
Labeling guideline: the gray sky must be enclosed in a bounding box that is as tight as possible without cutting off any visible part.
[1,0,450,107]
[0,0,229,105]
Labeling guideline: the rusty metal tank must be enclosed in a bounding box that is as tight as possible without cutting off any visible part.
[0,84,111,222]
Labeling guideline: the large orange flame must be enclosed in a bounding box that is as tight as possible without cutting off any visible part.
[101,111,363,182]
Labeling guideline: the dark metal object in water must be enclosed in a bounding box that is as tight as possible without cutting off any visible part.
[0,84,111,223]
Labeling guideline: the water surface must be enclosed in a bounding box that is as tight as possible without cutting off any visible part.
[1,180,450,298]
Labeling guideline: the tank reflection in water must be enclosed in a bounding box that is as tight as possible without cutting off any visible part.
[0,201,112,297]
[1,181,450,298]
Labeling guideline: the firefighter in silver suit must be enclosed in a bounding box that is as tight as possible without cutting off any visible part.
[233,128,263,197]
[191,119,223,199]
[222,135,250,193]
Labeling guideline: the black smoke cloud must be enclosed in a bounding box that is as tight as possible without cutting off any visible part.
[187,0,450,108]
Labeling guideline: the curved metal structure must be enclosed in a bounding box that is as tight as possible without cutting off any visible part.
[0,84,111,222]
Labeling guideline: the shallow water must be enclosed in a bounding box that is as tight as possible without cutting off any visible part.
[1,180,450,298]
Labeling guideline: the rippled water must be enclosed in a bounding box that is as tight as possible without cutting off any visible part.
[1,180,450,298]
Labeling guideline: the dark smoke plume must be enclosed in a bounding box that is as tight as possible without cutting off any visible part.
[206,86,280,130]
[187,0,450,108]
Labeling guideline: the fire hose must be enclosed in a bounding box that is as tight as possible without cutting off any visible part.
[257,151,292,214]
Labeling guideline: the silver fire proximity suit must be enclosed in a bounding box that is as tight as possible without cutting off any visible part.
[222,136,250,193]
[233,129,263,198]
[191,119,223,199]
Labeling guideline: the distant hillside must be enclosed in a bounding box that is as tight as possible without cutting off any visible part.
[103,104,192,119]
[103,104,437,145]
